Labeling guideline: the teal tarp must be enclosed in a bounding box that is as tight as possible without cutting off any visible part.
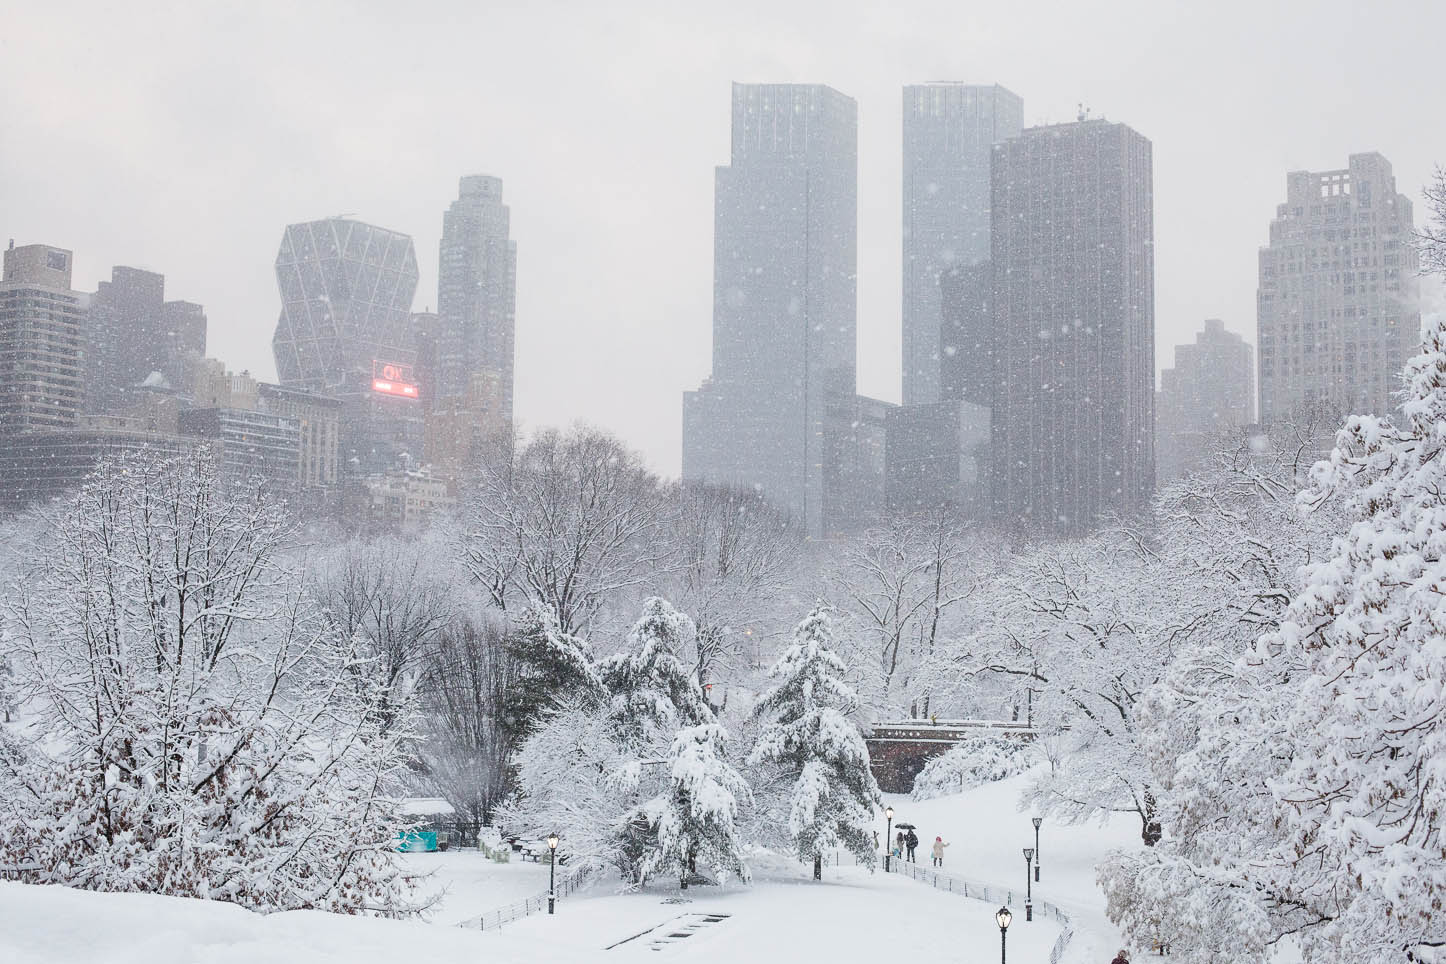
[396,831,438,853]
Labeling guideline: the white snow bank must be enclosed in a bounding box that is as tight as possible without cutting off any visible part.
[0,882,488,964]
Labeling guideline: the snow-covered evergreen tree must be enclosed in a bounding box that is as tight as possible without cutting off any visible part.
[1103,321,1446,961]
[638,722,751,888]
[0,450,415,915]
[748,609,881,878]
[599,597,714,744]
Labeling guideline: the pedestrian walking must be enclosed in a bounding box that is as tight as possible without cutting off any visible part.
[1110,950,1130,964]
[894,831,904,861]
[905,829,919,863]
[930,836,949,867]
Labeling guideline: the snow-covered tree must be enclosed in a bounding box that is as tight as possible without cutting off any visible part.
[1102,319,1446,961]
[459,425,672,636]
[415,609,522,827]
[636,722,751,888]
[828,509,982,716]
[748,609,881,878]
[924,529,1169,844]
[0,450,416,915]
[599,597,714,744]
[911,737,1037,802]
[660,481,800,686]
[502,597,741,886]
[310,536,457,729]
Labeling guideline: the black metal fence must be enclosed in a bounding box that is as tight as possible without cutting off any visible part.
[885,860,1075,964]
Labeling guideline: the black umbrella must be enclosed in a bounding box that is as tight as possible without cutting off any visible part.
[894,822,917,830]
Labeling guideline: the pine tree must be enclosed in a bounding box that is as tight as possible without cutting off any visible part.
[642,722,752,889]
[749,608,881,879]
[599,597,714,745]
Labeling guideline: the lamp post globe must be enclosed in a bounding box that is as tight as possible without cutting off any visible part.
[1031,817,1042,882]
[547,833,559,914]
[996,906,1012,964]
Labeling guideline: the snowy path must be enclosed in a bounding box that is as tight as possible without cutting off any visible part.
[882,773,1142,963]
[490,856,1063,962]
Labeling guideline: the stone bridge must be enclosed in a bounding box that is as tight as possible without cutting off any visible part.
[866,720,1038,794]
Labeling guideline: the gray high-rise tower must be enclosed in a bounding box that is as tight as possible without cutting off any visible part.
[901,84,1022,406]
[683,83,859,538]
[990,119,1155,533]
[436,176,517,425]
[1157,319,1255,481]
[1256,153,1420,426]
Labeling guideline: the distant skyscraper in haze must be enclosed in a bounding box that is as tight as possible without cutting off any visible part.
[1256,152,1420,426]
[683,83,859,538]
[990,119,1155,533]
[0,243,85,435]
[271,218,422,475]
[272,218,419,393]
[1156,319,1255,481]
[87,266,207,412]
[436,176,516,424]
[902,84,1022,406]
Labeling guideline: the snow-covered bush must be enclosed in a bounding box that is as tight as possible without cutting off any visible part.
[0,450,416,915]
[910,737,1036,801]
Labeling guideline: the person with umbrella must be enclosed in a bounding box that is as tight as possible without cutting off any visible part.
[896,822,920,863]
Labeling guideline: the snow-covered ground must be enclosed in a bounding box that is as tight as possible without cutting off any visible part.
[0,853,1058,964]
[883,773,1143,963]
[403,851,552,924]
[2,772,1151,964]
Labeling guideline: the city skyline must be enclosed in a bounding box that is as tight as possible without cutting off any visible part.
[4,1,1445,477]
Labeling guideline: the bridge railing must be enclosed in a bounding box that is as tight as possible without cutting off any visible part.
[869,719,1040,742]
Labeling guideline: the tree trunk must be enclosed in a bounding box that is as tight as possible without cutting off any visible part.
[813,854,821,880]
[1141,790,1162,847]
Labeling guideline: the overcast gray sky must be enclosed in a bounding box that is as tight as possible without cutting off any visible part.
[3,0,1443,475]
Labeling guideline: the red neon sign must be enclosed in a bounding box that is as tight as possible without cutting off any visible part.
[372,378,418,397]
[371,360,419,399]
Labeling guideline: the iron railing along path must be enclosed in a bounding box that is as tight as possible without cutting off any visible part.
[885,859,1075,964]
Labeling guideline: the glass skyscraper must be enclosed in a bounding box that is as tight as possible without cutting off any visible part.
[901,84,1022,407]
[271,218,419,393]
[682,83,859,538]
[989,119,1155,534]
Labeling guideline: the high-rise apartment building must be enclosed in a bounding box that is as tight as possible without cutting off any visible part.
[989,119,1155,533]
[1156,319,1255,481]
[87,266,207,413]
[902,84,1022,406]
[682,83,859,538]
[0,243,86,435]
[1256,153,1420,425]
[436,176,516,424]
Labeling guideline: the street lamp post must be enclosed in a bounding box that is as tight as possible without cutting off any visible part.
[884,806,894,872]
[1032,817,1042,882]
[996,906,1012,964]
[547,832,559,914]
[1023,848,1034,921]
